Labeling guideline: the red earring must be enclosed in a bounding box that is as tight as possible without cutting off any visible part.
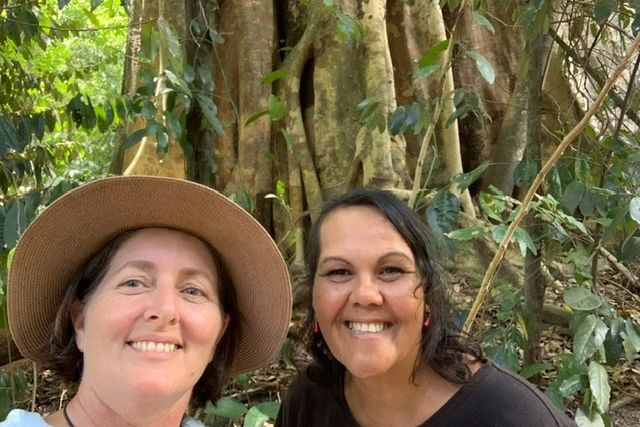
[313,320,319,333]
[424,314,431,328]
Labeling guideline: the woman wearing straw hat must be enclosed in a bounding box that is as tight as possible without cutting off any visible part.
[1,176,291,427]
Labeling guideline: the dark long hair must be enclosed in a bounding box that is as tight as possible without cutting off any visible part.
[303,188,481,384]
[47,228,239,408]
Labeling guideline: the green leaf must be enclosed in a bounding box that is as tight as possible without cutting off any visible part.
[123,129,147,150]
[588,361,610,413]
[630,197,640,224]
[513,159,537,188]
[559,374,583,396]
[426,190,460,233]
[3,202,24,248]
[91,0,105,10]
[621,320,640,361]
[262,69,288,84]
[58,0,72,9]
[254,401,281,420]
[245,110,269,127]
[388,106,407,135]
[414,64,440,81]
[478,191,507,222]
[466,50,495,84]
[418,39,449,68]
[205,397,247,420]
[243,406,269,427]
[594,0,616,24]
[574,314,597,363]
[196,93,225,136]
[514,226,537,256]
[164,70,191,96]
[336,12,363,44]
[562,180,585,214]
[453,161,490,192]
[490,224,507,245]
[445,225,486,241]
[565,287,602,311]
[472,11,495,34]
[276,180,286,198]
[268,94,287,121]
[575,407,605,427]
[519,362,552,379]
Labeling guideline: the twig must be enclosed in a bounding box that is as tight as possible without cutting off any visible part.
[463,32,640,334]
[599,247,640,288]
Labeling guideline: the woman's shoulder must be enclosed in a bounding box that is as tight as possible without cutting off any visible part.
[426,360,576,426]
[0,409,52,426]
[276,366,352,427]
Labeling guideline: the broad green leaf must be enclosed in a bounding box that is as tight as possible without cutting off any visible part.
[3,202,24,248]
[574,314,597,363]
[565,287,602,311]
[575,407,605,427]
[630,197,640,224]
[388,106,407,135]
[558,374,583,397]
[588,362,610,413]
[594,0,616,24]
[472,11,495,34]
[205,397,247,420]
[123,129,147,150]
[276,179,286,198]
[91,0,105,11]
[245,110,269,127]
[164,70,191,96]
[513,159,537,188]
[561,180,585,214]
[196,93,225,136]
[427,190,460,233]
[466,50,495,84]
[418,39,449,68]
[244,406,269,427]
[621,320,640,361]
[268,94,287,121]
[519,362,552,379]
[414,64,439,81]
[514,226,537,256]
[262,69,288,84]
[453,161,490,192]
[446,225,486,241]
[336,12,363,44]
[83,8,101,27]
[254,401,281,420]
[490,224,507,245]
[478,191,507,222]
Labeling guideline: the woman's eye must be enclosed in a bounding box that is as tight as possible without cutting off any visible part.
[182,286,206,297]
[120,279,143,288]
[323,269,352,283]
[379,267,404,281]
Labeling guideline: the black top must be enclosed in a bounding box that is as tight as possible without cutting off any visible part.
[276,360,577,427]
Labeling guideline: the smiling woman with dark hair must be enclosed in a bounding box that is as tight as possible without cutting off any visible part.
[277,187,575,427]
[1,176,292,427]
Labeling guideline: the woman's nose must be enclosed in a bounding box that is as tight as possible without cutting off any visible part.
[349,274,384,306]
[144,286,180,325]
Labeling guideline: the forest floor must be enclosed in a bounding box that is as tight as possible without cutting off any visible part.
[3,262,640,426]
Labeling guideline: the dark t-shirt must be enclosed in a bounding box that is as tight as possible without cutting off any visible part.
[276,360,576,427]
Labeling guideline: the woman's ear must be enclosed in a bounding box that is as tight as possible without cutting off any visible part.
[69,301,86,352]
[209,315,230,363]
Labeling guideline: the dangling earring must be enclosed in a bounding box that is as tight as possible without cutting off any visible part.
[423,313,431,328]
[313,320,319,333]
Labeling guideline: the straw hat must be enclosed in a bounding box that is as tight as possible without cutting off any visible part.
[8,175,292,374]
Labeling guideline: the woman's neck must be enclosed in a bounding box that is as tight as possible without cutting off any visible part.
[60,385,191,427]
[344,365,463,427]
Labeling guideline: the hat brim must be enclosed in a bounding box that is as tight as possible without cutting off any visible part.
[8,176,291,374]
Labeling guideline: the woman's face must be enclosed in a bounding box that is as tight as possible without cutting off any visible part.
[72,228,229,404]
[312,206,426,380]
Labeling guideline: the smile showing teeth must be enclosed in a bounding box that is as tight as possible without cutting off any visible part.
[129,341,179,353]
[348,322,387,333]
